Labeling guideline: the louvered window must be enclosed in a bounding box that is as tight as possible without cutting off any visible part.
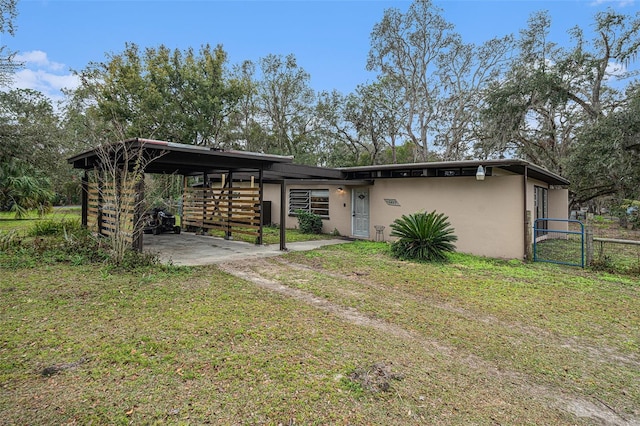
[289,189,329,218]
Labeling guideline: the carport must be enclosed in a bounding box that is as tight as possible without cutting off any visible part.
[68,138,345,252]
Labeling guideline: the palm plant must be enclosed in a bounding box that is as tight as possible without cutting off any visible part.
[389,210,457,262]
[0,159,54,219]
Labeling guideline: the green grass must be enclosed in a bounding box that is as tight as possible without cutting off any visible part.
[208,225,336,244]
[0,218,638,424]
[0,206,81,232]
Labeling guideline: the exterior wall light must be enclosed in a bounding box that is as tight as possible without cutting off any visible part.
[337,187,344,192]
[476,165,485,181]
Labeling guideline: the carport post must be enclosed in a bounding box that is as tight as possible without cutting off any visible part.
[258,168,264,245]
[226,170,233,240]
[201,171,208,233]
[280,179,287,251]
[81,171,88,227]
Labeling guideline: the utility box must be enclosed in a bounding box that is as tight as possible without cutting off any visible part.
[262,201,272,226]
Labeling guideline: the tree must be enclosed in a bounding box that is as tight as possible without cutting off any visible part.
[73,43,243,146]
[315,89,365,166]
[257,54,319,164]
[0,0,20,87]
[477,9,640,178]
[568,85,640,205]
[367,0,455,161]
[435,35,513,160]
[225,60,269,152]
[0,89,63,170]
[0,89,72,208]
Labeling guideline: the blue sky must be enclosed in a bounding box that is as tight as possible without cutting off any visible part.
[7,0,639,103]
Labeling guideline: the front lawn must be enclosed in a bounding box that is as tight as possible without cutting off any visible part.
[0,218,638,424]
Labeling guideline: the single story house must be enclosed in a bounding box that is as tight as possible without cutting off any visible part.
[264,160,569,259]
[68,138,569,260]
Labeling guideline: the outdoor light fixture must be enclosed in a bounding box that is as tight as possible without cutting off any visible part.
[476,165,486,181]
[337,187,344,192]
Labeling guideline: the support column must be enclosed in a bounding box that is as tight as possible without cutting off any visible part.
[585,213,594,267]
[280,179,287,251]
[97,169,103,236]
[200,172,207,233]
[81,171,88,227]
[523,165,529,260]
[525,210,533,262]
[258,169,264,245]
[226,171,233,240]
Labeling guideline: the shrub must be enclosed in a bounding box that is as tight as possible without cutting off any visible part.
[28,218,82,237]
[295,210,323,234]
[390,210,457,262]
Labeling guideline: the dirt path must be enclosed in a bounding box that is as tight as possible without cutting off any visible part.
[218,258,640,426]
[271,257,640,370]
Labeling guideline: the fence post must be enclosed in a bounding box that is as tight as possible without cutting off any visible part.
[585,213,593,267]
[525,210,533,261]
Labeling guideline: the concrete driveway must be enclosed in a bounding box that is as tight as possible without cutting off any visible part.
[143,232,349,266]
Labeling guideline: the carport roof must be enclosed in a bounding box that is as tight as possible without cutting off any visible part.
[67,138,343,180]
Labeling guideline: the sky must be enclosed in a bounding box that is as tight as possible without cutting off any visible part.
[6,0,640,103]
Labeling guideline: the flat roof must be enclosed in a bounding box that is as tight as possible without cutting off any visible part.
[68,138,295,176]
[340,159,570,186]
[68,139,569,186]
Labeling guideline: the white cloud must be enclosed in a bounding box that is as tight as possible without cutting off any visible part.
[590,0,635,7]
[8,50,80,103]
[13,68,79,93]
[15,50,65,72]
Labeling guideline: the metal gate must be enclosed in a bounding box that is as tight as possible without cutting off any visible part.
[533,219,584,268]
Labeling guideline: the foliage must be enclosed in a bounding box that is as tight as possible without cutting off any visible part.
[27,218,82,237]
[0,216,164,269]
[0,0,19,87]
[367,0,455,160]
[0,89,78,205]
[0,158,55,218]
[568,87,640,205]
[477,9,640,183]
[0,224,107,268]
[256,54,320,163]
[74,43,243,147]
[91,139,167,266]
[390,210,457,262]
[295,209,323,234]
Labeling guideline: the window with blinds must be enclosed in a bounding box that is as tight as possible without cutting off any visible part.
[289,189,329,217]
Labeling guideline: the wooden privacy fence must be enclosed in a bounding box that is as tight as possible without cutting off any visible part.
[86,180,137,245]
[182,184,262,241]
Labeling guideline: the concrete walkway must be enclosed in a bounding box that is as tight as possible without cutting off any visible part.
[143,232,349,266]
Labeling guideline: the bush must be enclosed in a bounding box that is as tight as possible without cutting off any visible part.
[390,210,457,262]
[28,218,82,236]
[295,210,323,234]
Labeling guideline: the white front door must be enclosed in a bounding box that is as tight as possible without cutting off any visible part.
[352,189,370,238]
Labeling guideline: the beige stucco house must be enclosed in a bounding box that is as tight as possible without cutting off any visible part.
[264,160,569,260]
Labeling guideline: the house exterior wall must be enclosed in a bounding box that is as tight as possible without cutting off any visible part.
[366,175,525,259]
[549,187,570,231]
[264,174,569,260]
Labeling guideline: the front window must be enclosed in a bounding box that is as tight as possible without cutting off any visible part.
[289,189,329,217]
